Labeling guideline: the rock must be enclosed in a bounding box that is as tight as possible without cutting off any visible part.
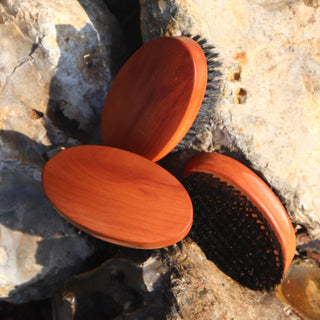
[277,259,320,320]
[297,239,320,264]
[140,0,320,236]
[54,242,302,320]
[0,0,126,147]
[0,0,126,303]
[104,0,143,55]
[53,254,170,320]
[166,241,300,320]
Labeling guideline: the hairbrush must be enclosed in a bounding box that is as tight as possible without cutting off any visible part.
[42,145,193,249]
[182,152,296,290]
[100,35,220,162]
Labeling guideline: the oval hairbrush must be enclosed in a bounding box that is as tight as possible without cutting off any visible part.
[42,145,193,249]
[100,36,208,162]
[182,152,296,290]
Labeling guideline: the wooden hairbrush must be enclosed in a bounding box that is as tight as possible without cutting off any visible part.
[182,152,296,290]
[42,145,193,249]
[100,36,209,162]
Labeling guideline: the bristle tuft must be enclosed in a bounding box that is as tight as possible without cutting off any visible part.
[182,172,284,291]
[175,34,222,151]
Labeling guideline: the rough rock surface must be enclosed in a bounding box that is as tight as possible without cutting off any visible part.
[140,0,320,237]
[0,0,126,303]
[53,243,302,320]
[166,241,301,320]
[53,254,170,320]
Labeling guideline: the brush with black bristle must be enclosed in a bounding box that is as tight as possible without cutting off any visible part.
[182,152,296,291]
[100,35,221,162]
[175,34,222,151]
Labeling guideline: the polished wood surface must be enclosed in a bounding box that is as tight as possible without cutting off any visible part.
[42,145,193,249]
[183,152,296,272]
[101,36,208,162]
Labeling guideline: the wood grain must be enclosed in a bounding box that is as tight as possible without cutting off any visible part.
[100,36,208,162]
[42,145,193,249]
[183,152,296,272]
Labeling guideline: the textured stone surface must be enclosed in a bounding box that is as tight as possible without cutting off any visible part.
[0,0,126,147]
[166,241,300,320]
[53,254,170,320]
[0,0,126,303]
[53,242,303,320]
[140,0,320,236]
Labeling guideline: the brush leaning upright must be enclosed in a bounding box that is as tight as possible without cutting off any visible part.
[100,36,220,162]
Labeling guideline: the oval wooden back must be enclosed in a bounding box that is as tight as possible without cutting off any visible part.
[101,36,208,162]
[42,145,193,249]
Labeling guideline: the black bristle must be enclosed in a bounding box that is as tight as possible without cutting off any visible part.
[190,34,201,42]
[175,34,222,150]
[182,172,284,291]
[196,38,208,46]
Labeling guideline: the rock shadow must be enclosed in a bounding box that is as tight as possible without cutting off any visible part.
[54,258,170,320]
[46,22,115,147]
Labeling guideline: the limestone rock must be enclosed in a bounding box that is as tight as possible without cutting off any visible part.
[0,0,126,147]
[140,0,320,236]
[0,0,126,303]
[166,241,300,320]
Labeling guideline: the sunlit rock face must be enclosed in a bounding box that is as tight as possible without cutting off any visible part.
[0,0,126,303]
[140,0,320,236]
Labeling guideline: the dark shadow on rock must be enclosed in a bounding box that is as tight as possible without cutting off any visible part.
[103,0,143,56]
[46,1,134,147]
[54,258,170,320]
[0,130,47,167]
[0,130,71,235]
[0,298,52,320]
[46,23,108,146]
[297,239,320,259]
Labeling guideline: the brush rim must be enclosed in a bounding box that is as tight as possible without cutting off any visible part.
[100,36,208,162]
[182,152,296,273]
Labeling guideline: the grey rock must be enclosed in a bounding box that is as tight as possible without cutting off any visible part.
[0,0,127,303]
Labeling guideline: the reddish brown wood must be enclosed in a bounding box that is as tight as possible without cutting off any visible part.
[42,145,193,249]
[100,36,208,162]
[183,152,296,273]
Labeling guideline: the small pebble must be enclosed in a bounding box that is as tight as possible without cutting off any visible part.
[29,109,44,119]
[235,88,247,104]
[228,70,241,81]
